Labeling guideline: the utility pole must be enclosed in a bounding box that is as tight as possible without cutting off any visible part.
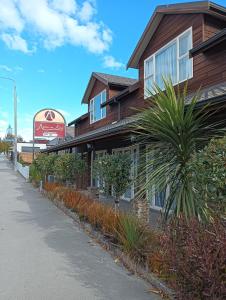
[0,77,18,171]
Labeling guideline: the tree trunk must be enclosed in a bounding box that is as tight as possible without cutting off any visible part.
[133,196,149,224]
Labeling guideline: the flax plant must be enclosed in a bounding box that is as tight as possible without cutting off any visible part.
[133,79,224,221]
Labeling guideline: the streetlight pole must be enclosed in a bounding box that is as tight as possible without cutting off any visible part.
[0,77,17,171]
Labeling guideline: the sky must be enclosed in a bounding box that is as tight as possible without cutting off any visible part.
[0,0,225,141]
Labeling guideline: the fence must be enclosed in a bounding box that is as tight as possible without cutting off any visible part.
[17,162,30,181]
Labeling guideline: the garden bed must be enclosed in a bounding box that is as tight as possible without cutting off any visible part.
[37,182,225,300]
[41,182,174,299]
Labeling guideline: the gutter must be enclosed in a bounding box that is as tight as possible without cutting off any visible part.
[190,28,226,57]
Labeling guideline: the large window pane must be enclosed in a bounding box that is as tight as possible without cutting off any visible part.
[179,31,192,56]
[154,189,166,208]
[90,90,107,123]
[90,100,94,123]
[101,90,106,118]
[94,94,101,121]
[145,58,153,77]
[179,55,192,82]
[155,42,177,89]
[145,76,154,96]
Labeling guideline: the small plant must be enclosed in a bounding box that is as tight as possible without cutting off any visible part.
[116,214,151,263]
[42,183,226,300]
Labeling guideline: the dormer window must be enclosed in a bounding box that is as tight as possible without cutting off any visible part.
[144,27,193,98]
[90,90,106,123]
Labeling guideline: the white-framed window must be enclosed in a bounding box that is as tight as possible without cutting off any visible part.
[92,150,107,189]
[89,90,107,123]
[144,27,193,98]
[112,146,139,201]
[146,147,169,210]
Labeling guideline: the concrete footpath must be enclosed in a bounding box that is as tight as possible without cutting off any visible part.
[0,155,161,300]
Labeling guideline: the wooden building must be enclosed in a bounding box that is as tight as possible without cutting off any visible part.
[44,1,226,211]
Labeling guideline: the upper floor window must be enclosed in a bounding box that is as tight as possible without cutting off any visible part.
[144,28,193,98]
[90,90,107,123]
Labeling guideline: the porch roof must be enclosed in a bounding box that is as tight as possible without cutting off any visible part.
[42,118,135,153]
[190,28,226,57]
[43,82,226,153]
[186,82,226,105]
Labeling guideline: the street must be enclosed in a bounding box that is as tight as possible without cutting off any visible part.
[0,155,161,300]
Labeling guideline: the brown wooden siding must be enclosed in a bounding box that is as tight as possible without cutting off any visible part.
[75,12,226,139]
[75,80,123,137]
[204,15,226,40]
[139,13,226,97]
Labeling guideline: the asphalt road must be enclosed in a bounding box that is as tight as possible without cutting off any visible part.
[0,155,161,300]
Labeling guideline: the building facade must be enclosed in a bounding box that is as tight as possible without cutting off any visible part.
[44,1,226,211]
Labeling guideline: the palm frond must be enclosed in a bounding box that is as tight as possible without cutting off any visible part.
[133,78,225,221]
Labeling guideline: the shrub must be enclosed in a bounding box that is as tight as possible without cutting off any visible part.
[163,217,226,299]
[54,153,86,184]
[29,162,42,184]
[43,183,226,299]
[93,153,131,207]
[188,136,226,218]
[133,79,224,221]
[116,214,154,263]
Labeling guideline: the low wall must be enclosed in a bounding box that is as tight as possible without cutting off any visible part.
[17,162,29,181]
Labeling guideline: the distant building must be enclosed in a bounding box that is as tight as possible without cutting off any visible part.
[4,125,14,143]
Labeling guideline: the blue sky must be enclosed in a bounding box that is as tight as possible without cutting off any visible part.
[0,0,225,140]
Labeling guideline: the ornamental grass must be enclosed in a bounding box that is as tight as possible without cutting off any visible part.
[43,182,226,300]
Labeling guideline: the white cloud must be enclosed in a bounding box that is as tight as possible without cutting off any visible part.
[1,33,31,53]
[0,64,12,72]
[57,109,70,118]
[78,1,96,22]
[50,0,77,15]
[37,69,45,73]
[0,119,8,139]
[103,55,124,69]
[0,0,24,32]
[15,66,23,72]
[0,64,23,73]
[0,0,113,55]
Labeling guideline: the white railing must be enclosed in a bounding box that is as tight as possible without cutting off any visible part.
[17,162,30,181]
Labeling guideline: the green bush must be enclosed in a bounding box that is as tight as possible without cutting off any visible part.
[93,153,131,207]
[29,163,41,183]
[54,153,86,184]
[117,214,153,263]
[188,136,226,218]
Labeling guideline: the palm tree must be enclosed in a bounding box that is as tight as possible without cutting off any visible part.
[134,79,224,222]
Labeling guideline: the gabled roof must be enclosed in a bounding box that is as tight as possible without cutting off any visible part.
[127,1,226,69]
[68,113,89,126]
[101,81,140,107]
[82,72,137,104]
[190,28,226,57]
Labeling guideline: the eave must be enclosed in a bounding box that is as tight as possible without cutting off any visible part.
[127,1,226,69]
[190,28,226,57]
[68,113,88,126]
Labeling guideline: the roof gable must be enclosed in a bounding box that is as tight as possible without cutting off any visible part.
[82,72,137,104]
[127,1,226,69]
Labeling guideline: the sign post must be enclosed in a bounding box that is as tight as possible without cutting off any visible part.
[32,108,66,160]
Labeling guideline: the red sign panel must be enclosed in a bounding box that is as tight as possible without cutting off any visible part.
[34,122,65,138]
[34,109,66,138]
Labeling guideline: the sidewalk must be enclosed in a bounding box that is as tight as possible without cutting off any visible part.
[0,155,161,300]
